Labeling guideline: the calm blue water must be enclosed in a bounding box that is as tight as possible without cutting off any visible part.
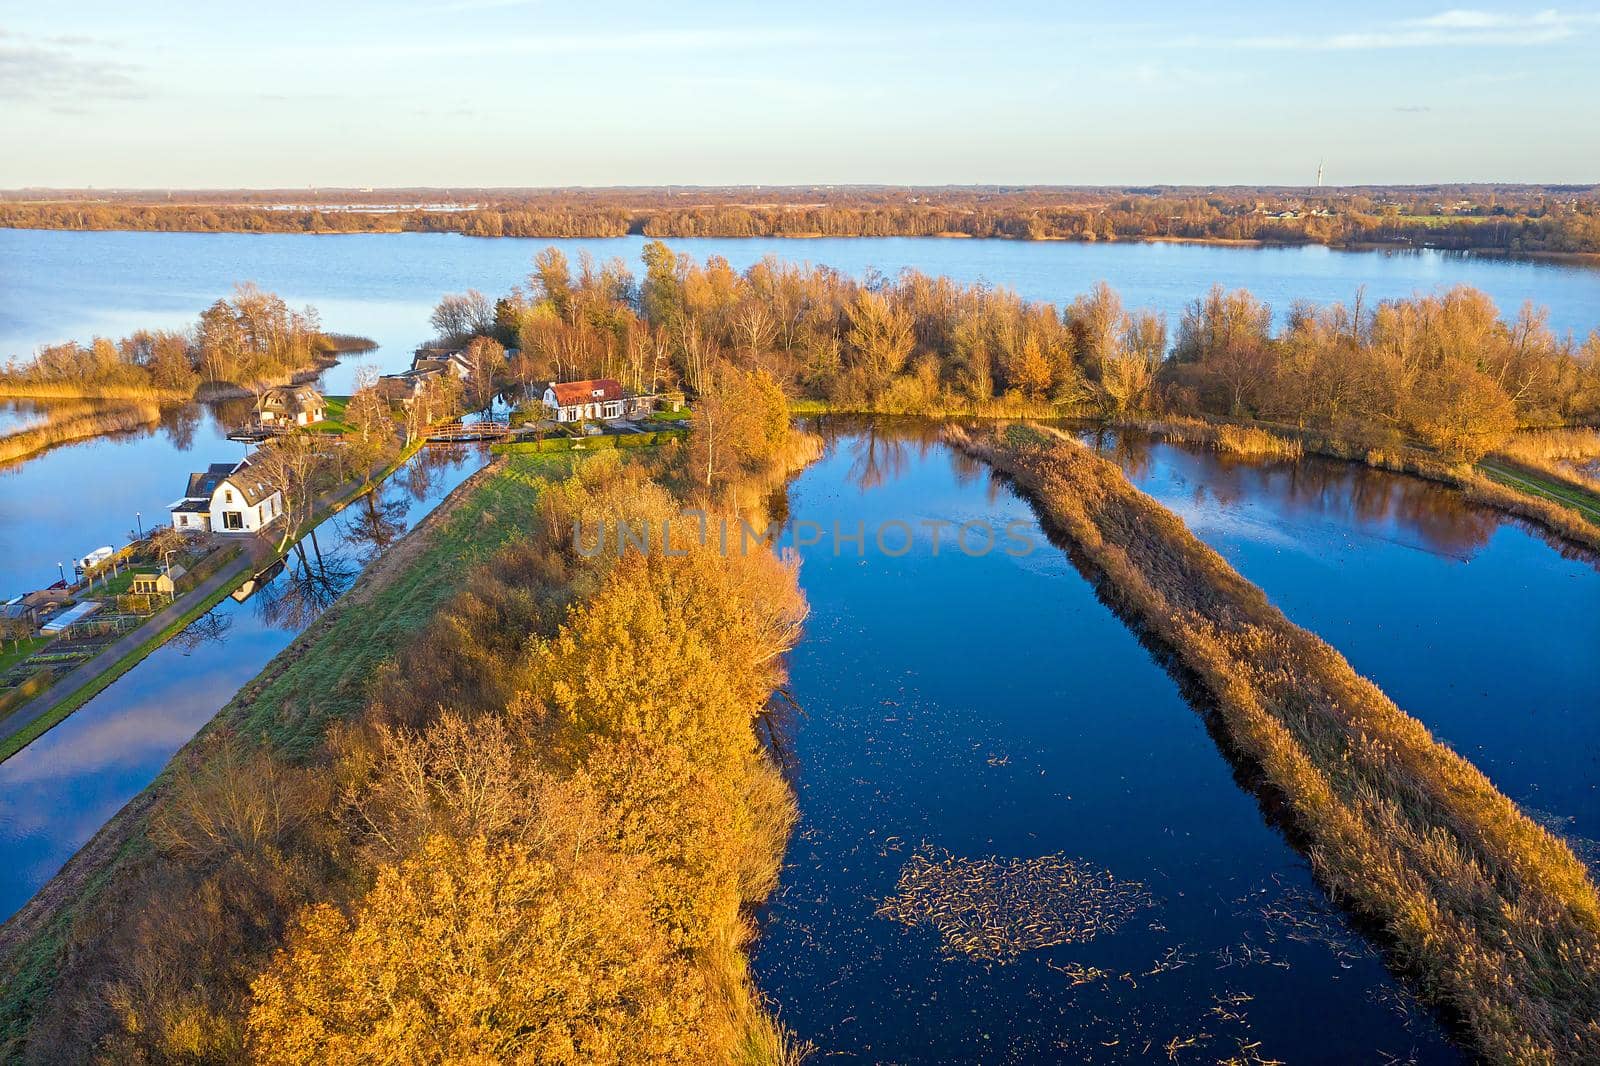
[0,444,484,919]
[758,427,1458,1063]
[1087,432,1600,849]
[0,401,255,594]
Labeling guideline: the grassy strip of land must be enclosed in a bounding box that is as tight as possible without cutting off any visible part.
[0,453,547,1054]
[0,382,190,402]
[489,427,687,454]
[950,423,1600,1062]
[1478,458,1600,526]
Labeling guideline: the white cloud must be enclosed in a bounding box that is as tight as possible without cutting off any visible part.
[1224,7,1600,50]
[0,29,145,108]
[320,26,823,62]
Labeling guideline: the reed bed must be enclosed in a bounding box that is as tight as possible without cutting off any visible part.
[1493,429,1600,494]
[0,402,161,466]
[1124,416,1303,460]
[0,381,189,402]
[1498,427,1600,465]
[877,845,1152,962]
[948,422,1600,1063]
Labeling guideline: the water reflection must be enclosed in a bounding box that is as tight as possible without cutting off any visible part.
[758,424,1458,1063]
[1082,428,1503,561]
[167,609,234,654]
[254,536,359,631]
[1083,429,1600,846]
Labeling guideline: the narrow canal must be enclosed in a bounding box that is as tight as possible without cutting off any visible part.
[0,444,486,920]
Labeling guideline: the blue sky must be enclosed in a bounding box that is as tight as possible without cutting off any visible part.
[1,1,1596,187]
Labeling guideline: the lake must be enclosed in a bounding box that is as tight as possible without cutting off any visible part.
[2,231,1597,1058]
[1084,431,1600,849]
[3,229,1598,598]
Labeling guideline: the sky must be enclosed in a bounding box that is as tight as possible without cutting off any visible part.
[1,1,1597,188]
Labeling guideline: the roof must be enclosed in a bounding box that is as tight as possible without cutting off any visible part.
[182,459,278,508]
[221,463,279,507]
[549,379,623,407]
[185,462,238,500]
[257,384,324,414]
[41,600,102,634]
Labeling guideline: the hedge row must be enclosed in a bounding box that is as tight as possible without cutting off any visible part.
[491,429,687,455]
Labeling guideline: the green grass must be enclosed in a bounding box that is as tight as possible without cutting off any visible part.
[0,638,50,677]
[1478,458,1600,525]
[306,396,353,434]
[235,452,569,755]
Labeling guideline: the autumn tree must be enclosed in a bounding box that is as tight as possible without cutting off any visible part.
[429,290,495,346]
[462,336,506,411]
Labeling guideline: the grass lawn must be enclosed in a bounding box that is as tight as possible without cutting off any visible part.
[306,395,353,434]
[0,637,50,676]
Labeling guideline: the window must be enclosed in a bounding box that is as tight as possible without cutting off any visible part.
[224,489,234,503]
[223,511,244,530]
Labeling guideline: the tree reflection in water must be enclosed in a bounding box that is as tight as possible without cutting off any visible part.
[253,531,358,632]
[168,608,233,654]
[342,489,410,564]
[397,442,470,503]
[159,403,203,451]
[1087,429,1502,560]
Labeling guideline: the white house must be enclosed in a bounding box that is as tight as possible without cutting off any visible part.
[257,384,326,427]
[543,379,657,423]
[169,459,284,534]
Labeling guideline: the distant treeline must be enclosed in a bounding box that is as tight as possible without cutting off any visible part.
[4,185,1600,253]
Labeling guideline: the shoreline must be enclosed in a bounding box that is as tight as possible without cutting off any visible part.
[2,224,1596,265]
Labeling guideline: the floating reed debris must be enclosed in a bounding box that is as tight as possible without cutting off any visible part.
[877,845,1153,963]
[949,422,1600,1062]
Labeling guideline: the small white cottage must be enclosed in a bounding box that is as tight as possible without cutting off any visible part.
[256,384,326,427]
[168,459,284,534]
